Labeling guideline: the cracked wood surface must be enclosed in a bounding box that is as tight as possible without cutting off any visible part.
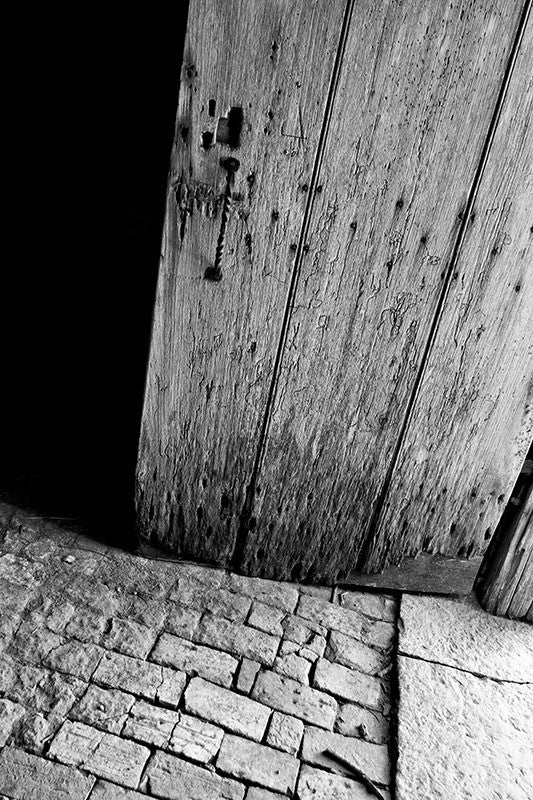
[241,0,525,581]
[136,0,347,562]
[369,19,533,574]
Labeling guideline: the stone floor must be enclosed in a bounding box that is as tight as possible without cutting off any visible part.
[0,505,395,800]
[1,503,532,800]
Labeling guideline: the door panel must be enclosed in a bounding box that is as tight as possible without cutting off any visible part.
[136,0,348,561]
[241,0,525,581]
[368,22,533,572]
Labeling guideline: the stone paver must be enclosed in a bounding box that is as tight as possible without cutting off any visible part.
[0,506,394,799]
[397,655,533,800]
[399,594,533,682]
[297,764,386,800]
[301,724,390,785]
[196,614,280,665]
[252,670,338,729]
[142,750,245,799]
[314,658,384,709]
[184,677,270,742]
[266,711,304,755]
[151,632,238,687]
[168,712,224,763]
[49,720,150,788]
[0,746,95,800]
[217,733,300,794]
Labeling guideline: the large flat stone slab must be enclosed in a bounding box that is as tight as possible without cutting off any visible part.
[397,655,533,800]
[399,594,533,682]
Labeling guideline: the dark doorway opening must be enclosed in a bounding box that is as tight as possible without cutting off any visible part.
[3,6,189,546]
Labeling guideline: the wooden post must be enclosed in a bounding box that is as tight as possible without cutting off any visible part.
[477,459,533,621]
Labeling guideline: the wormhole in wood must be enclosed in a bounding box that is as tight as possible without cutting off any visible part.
[208,98,216,117]
[216,107,244,148]
[201,131,214,149]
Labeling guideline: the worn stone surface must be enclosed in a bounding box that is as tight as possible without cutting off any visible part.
[397,655,533,800]
[1,508,395,798]
[185,677,270,742]
[196,614,279,665]
[236,658,261,694]
[102,618,157,659]
[252,670,337,729]
[49,720,150,788]
[273,652,310,683]
[90,780,148,799]
[0,746,95,800]
[400,594,533,682]
[340,591,396,622]
[327,630,387,675]
[70,684,135,734]
[266,711,304,755]
[169,712,224,763]
[0,698,25,745]
[217,733,300,794]
[314,658,383,709]
[297,764,380,800]
[151,632,238,687]
[301,724,390,785]
[335,703,389,744]
[248,602,285,636]
[123,700,180,747]
[142,750,245,800]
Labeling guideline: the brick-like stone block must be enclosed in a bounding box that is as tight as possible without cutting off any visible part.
[196,614,279,665]
[0,699,25,745]
[236,658,261,694]
[1,658,86,716]
[252,671,337,729]
[336,703,389,744]
[266,711,304,755]
[273,653,310,684]
[301,725,390,785]
[248,602,285,636]
[92,650,185,705]
[0,746,95,800]
[102,618,157,659]
[142,750,245,799]
[217,733,299,794]
[340,591,396,622]
[297,595,366,638]
[64,606,107,643]
[13,710,63,755]
[361,619,395,651]
[184,677,270,742]
[164,603,202,638]
[118,594,168,630]
[8,622,62,666]
[70,684,134,734]
[169,712,224,763]
[123,700,180,747]
[176,583,252,622]
[90,780,147,799]
[297,764,374,800]
[313,659,383,709]
[327,630,387,675]
[49,720,150,789]
[151,633,238,687]
[44,641,104,681]
[227,574,299,612]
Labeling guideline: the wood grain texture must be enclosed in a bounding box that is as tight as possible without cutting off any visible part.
[241,0,524,581]
[368,19,533,574]
[344,554,482,596]
[478,481,533,621]
[136,0,347,561]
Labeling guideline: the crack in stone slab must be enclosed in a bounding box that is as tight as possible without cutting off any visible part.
[398,651,533,686]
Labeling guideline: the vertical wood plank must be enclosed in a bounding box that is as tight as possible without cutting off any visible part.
[367,15,532,574]
[136,0,348,561]
[478,480,533,621]
[241,0,524,581]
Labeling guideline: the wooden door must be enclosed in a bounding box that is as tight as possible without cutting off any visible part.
[137,0,533,589]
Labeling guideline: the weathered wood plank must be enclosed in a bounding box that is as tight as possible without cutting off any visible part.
[136,0,348,561]
[241,0,524,581]
[367,17,533,574]
[344,554,482,596]
[478,480,533,620]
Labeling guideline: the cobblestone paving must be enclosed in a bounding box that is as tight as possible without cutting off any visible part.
[0,504,396,799]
